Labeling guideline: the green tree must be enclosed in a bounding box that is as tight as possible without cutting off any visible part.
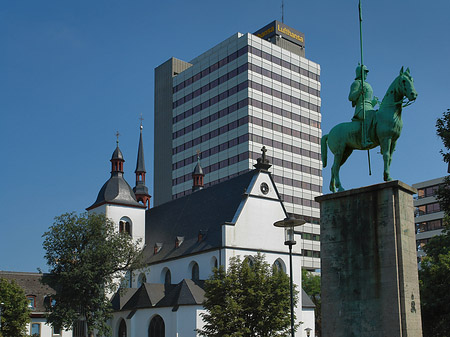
[198,253,297,337]
[418,110,450,336]
[41,212,143,337]
[0,278,30,337]
[302,269,321,337]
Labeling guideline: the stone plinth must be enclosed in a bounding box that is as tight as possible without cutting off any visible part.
[315,181,422,337]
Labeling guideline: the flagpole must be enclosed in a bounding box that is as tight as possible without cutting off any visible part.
[358,0,372,175]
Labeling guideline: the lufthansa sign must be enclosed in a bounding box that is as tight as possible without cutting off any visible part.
[253,20,305,48]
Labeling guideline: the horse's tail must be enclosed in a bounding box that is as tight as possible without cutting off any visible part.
[321,134,329,168]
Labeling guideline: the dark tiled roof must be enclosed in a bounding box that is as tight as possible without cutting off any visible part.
[302,289,316,308]
[0,271,53,312]
[142,170,256,263]
[111,145,124,160]
[115,279,205,312]
[87,172,144,210]
[135,128,146,173]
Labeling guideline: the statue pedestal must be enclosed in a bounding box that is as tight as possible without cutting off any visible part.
[315,181,422,337]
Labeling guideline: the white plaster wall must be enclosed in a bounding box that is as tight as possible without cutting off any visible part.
[105,204,146,249]
[300,307,315,337]
[27,317,72,337]
[112,306,203,337]
[225,172,301,255]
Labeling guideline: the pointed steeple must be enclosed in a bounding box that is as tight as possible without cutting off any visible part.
[192,151,204,192]
[133,123,151,209]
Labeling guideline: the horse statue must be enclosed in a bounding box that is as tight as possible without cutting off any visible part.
[322,67,418,192]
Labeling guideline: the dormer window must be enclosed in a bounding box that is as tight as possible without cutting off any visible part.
[175,236,184,248]
[198,230,207,242]
[154,243,163,254]
[27,295,36,310]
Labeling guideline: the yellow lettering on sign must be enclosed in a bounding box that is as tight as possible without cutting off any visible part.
[256,26,274,39]
[277,24,304,43]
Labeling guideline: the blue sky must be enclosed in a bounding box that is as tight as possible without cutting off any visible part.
[1,0,449,272]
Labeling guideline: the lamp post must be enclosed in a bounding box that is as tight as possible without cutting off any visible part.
[274,216,305,337]
[305,327,312,337]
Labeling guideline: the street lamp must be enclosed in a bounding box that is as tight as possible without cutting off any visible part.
[274,215,305,337]
[305,327,312,337]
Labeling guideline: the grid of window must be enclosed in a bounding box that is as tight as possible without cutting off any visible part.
[416,202,441,216]
[173,97,320,141]
[302,233,320,241]
[173,45,320,94]
[248,80,320,112]
[249,115,320,144]
[248,63,320,97]
[172,78,320,127]
[417,184,441,199]
[302,249,321,258]
[173,148,321,187]
[173,115,249,155]
[416,219,443,233]
[173,63,249,109]
[249,98,321,128]
[249,134,321,161]
[279,193,320,209]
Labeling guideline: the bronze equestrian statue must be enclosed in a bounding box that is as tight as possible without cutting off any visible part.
[322,67,417,192]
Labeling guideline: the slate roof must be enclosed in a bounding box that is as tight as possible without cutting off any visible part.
[142,170,256,263]
[113,279,205,312]
[135,128,146,173]
[302,289,316,308]
[0,271,53,313]
[87,172,144,210]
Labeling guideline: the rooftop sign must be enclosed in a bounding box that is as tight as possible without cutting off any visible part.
[254,20,305,48]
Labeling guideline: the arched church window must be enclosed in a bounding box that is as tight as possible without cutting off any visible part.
[148,315,165,337]
[118,319,127,337]
[273,259,285,273]
[119,217,132,236]
[191,263,199,281]
[137,273,147,287]
[164,269,171,285]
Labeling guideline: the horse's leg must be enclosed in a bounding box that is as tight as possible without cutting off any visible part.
[340,147,353,167]
[381,138,393,181]
[331,152,345,192]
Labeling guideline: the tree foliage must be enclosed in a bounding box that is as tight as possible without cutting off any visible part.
[0,278,30,337]
[418,111,450,336]
[41,212,144,336]
[198,253,297,337]
[302,269,321,337]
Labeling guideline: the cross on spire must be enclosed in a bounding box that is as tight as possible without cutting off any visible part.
[196,149,201,160]
[116,131,120,144]
[139,113,144,129]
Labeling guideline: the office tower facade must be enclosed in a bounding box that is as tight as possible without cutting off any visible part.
[154,21,322,270]
[413,177,445,262]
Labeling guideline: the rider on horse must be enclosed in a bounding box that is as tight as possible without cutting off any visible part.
[348,64,378,147]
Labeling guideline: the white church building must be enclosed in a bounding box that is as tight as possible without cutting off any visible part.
[86,126,315,337]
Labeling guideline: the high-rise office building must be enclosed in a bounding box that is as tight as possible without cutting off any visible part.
[154,21,322,270]
[413,177,445,262]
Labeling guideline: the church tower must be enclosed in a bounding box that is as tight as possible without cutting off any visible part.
[133,124,151,209]
[192,152,204,192]
[87,134,146,248]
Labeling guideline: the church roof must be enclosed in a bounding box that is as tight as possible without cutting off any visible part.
[87,173,144,210]
[113,279,205,312]
[0,271,53,313]
[142,170,256,263]
[301,289,316,308]
[135,127,146,173]
[111,144,124,160]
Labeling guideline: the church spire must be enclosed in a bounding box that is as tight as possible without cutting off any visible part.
[192,150,204,192]
[111,131,124,174]
[133,120,151,209]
